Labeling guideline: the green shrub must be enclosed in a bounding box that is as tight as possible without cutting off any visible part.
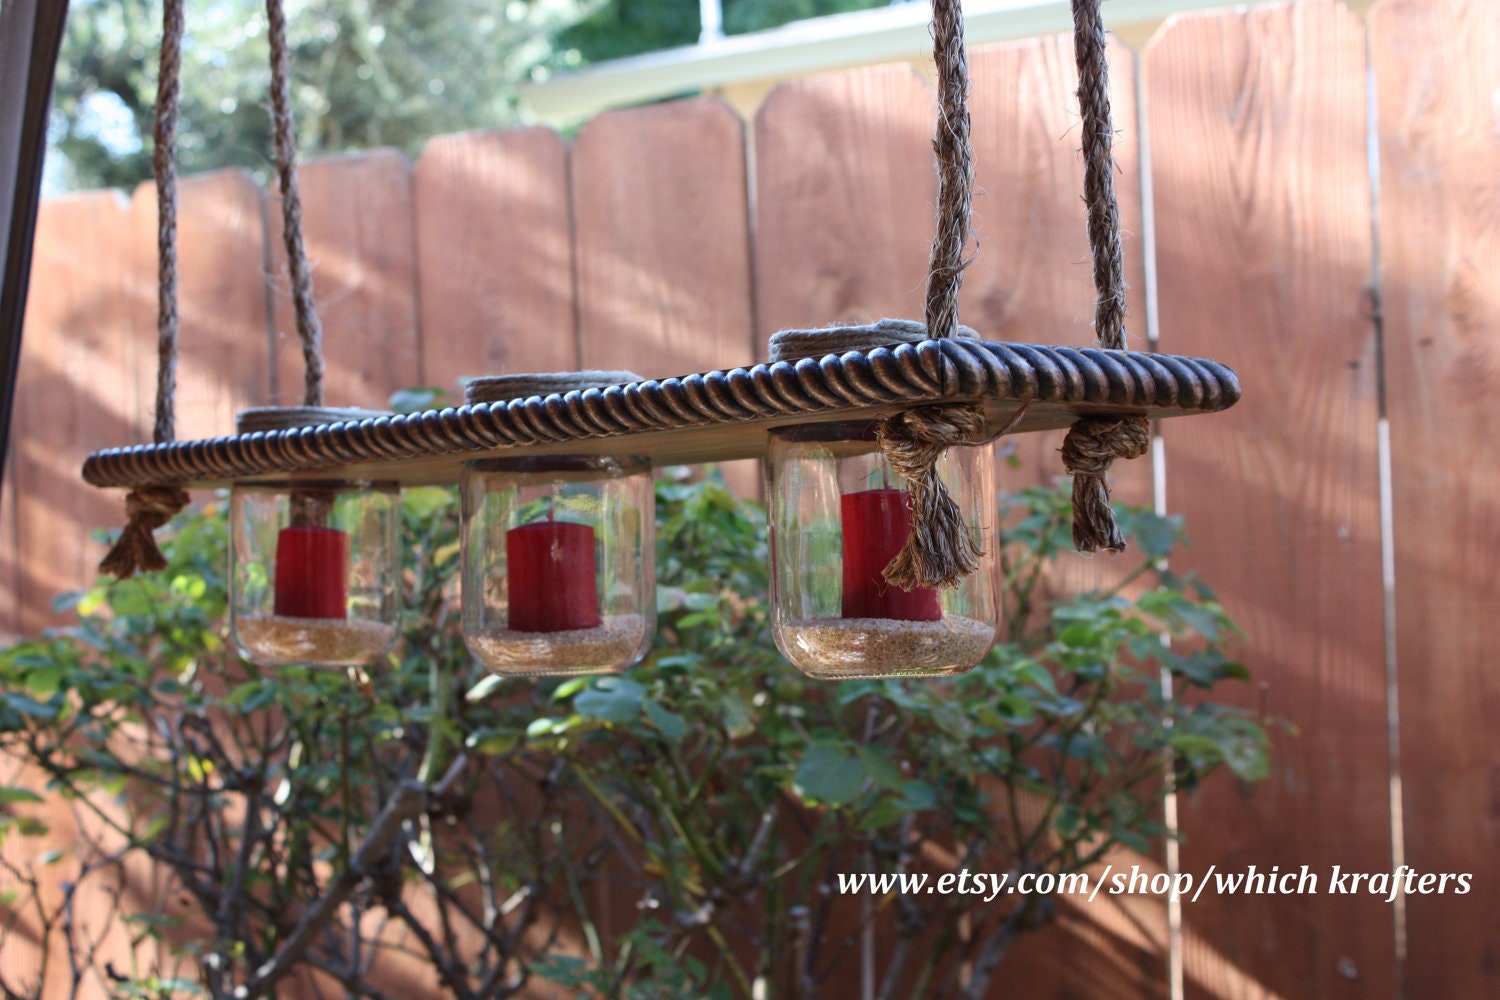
[0,471,1266,999]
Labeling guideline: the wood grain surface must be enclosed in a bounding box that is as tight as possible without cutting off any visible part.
[132,170,270,437]
[1370,0,1500,994]
[572,97,757,495]
[268,149,419,411]
[967,35,1162,997]
[415,127,577,397]
[753,64,937,343]
[14,191,149,632]
[1149,3,1394,997]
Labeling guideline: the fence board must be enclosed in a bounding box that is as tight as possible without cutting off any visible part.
[13,191,144,633]
[753,65,937,339]
[1370,0,1500,995]
[415,127,577,398]
[269,150,419,411]
[131,170,270,440]
[572,97,757,496]
[1149,3,1394,998]
[966,35,1163,998]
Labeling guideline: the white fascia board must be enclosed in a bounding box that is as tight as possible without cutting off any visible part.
[519,0,1250,122]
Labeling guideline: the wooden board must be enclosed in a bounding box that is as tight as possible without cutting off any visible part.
[14,191,145,633]
[268,149,419,411]
[1370,0,1500,994]
[753,64,938,342]
[966,34,1163,998]
[572,97,758,496]
[415,127,578,398]
[1148,3,1395,997]
[131,170,270,439]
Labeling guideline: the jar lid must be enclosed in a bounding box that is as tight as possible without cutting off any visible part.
[767,318,978,364]
[236,406,389,434]
[465,372,644,405]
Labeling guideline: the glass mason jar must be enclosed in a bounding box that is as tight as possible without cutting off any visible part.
[461,455,655,677]
[230,480,401,667]
[767,421,998,680]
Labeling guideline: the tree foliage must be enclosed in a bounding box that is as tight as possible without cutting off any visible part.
[48,0,896,193]
[48,0,594,191]
[0,453,1269,998]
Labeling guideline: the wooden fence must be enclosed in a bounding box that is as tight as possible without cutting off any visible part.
[4,0,1497,996]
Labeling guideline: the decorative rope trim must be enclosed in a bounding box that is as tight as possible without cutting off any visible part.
[1064,0,1151,554]
[266,0,325,408]
[465,372,644,405]
[101,0,188,580]
[82,342,1242,489]
[767,319,976,364]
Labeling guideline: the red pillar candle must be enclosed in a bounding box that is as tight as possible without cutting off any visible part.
[506,520,602,632]
[274,526,349,619]
[840,488,942,621]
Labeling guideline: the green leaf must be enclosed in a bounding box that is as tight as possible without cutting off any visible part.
[465,727,519,755]
[1129,511,1183,560]
[573,677,646,724]
[466,674,505,703]
[793,745,865,806]
[719,691,755,739]
[643,699,687,741]
[389,386,445,413]
[894,779,937,811]
[856,746,903,791]
[4,692,58,719]
[402,486,455,520]
[0,787,44,806]
[25,666,63,699]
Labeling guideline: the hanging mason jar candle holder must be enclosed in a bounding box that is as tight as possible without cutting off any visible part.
[767,420,999,679]
[460,374,656,677]
[230,407,401,668]
[762,322,1003,680]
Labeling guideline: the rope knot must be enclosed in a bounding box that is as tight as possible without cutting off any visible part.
[1060,414,1150,553]
[99,485,190,579]
[876,403,992,591]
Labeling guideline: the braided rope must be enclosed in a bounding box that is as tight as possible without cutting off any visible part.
[870,0,990,591]
[101,0,188,579]
[266,0,325,408]
[1062,0,1151,553]
[924,0,974,341]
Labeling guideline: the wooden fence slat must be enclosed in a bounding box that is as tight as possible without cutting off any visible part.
[14,191,145,633]
[753,65,937,340]
[966,35,1164,998]
[970,36,1152,501]
[572,97,757,496]
[1371,0,1500,994]
[269,150,419,411]
[415,128,577,397]
[1149,3,1395,998]
[131,170,270,439]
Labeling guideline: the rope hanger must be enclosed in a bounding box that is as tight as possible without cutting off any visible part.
[828,0,1149,589]
[103,0,1152,577]
[101,0,328,578]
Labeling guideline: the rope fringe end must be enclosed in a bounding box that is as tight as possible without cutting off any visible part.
[877,404,991,590]
[98,486,190,579]
[1061,414,1150,554]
